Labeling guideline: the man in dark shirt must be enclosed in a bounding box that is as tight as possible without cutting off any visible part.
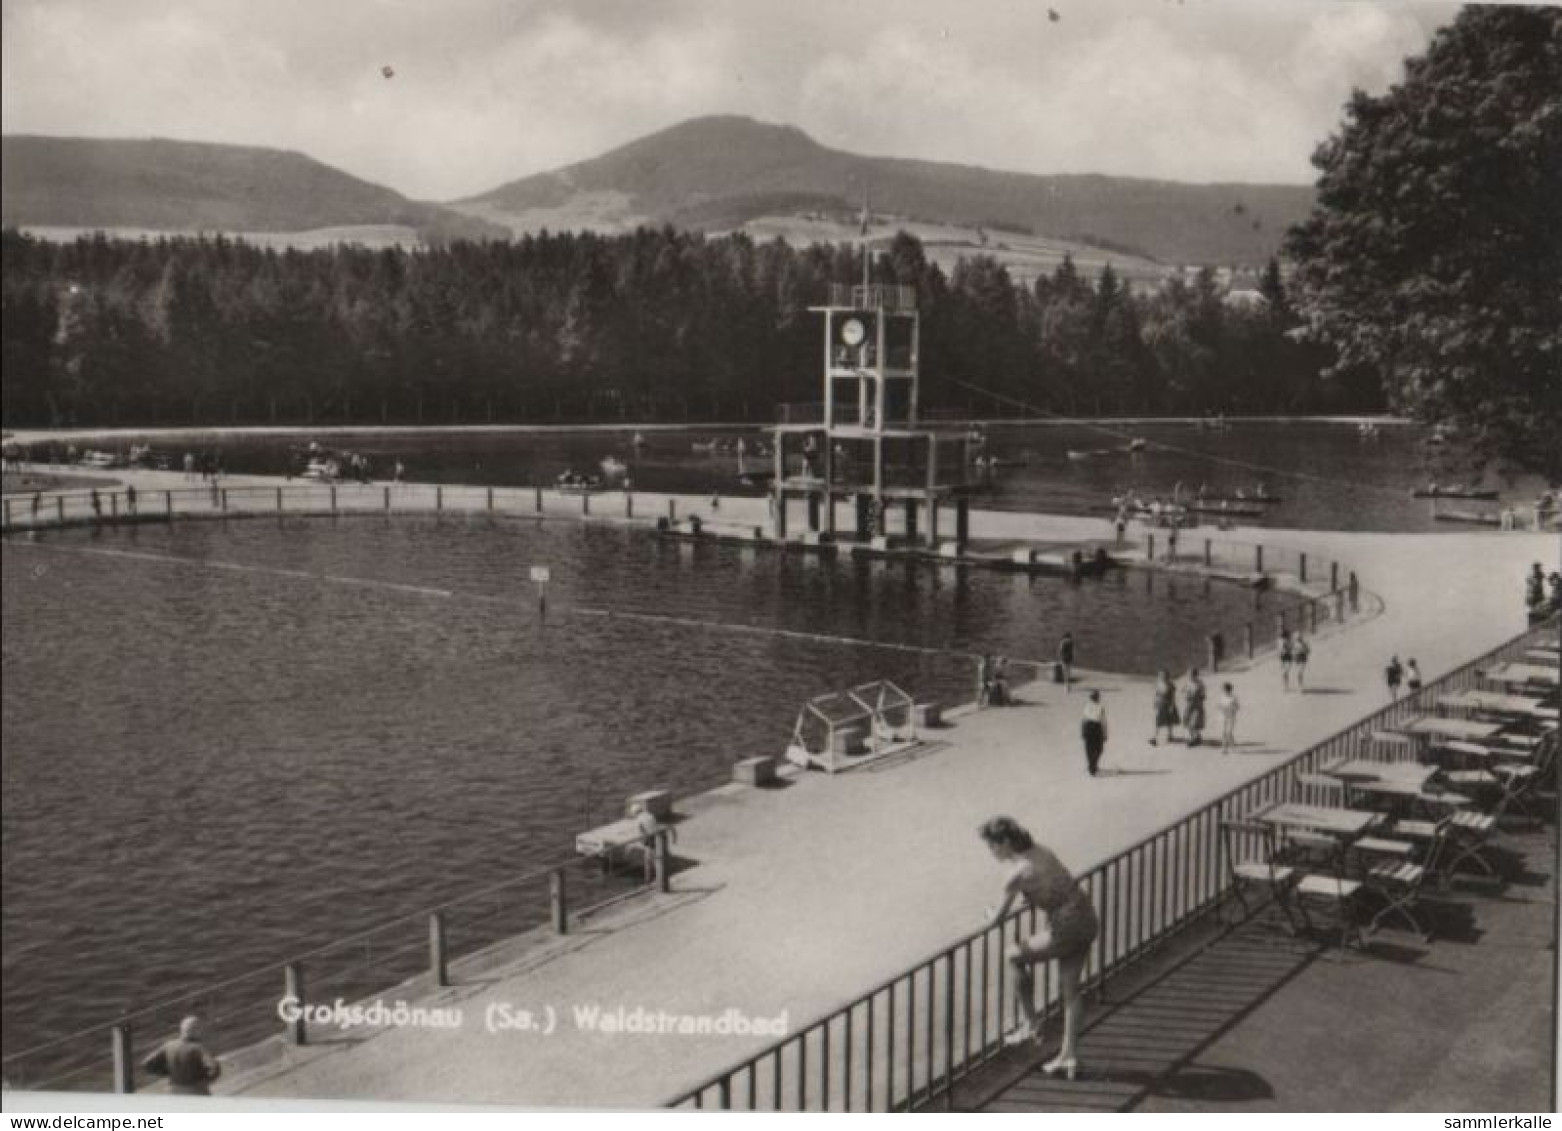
[142,1015,221,1095]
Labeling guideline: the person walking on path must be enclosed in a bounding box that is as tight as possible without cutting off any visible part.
[1218,683,1240,753]
[977,653,995,708]
[141,1015,221,1096]
[1293,634,1310,691]
[1385,655,1404,700]
[1278,630,1294,691]
[1080,691,1108,776]
[1058,632,1076,691]
[1149,670,1179,746]
[1405,658,1423,696]
[1183,669,1208,746]
[982,817,1098,1079]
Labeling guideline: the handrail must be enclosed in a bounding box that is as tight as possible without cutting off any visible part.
[666,616,1557,1109]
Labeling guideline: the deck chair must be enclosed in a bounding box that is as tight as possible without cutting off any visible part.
[1290,838,1365,950]
[1219,819,1299,931]
[1357,818,1448,940]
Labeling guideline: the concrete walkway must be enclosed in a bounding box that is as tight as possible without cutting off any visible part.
[6,465,1557,1108]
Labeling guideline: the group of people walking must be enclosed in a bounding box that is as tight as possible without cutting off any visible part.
[1384,654,1423,700]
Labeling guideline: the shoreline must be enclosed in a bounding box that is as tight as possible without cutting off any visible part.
[1,414,1418,447]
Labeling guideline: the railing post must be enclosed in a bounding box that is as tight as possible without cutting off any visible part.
[164,491,172,519]
[1335,590,1346,621]
[944,954,957,1110]
[1276,611,1287,638]
[2,499,10,529]
[535,486,543,513]
[1331,561,1340,591]
[1203,539,1212,567]
[429,911,449,988]
[1146,534,1155,562]
[220,489,228,513]
[1309,601,1319,633]
[285,963,307,1045]
[112,1022,134,1093]
[57,497,65,523]
[110,494,119,519]
[1349,572,1359,613]
[436,486,444,512]
[668,499,677,523]
[582,492,591,516]
[1244,622,1255,659]
[657,831,672,893]
[384,486,391,512]
[1255,544,1264,572]
[551,870,568,935]
[625,491,634,519]
[329,487,337,514]
[1299,552,1308,583]
[487,487,494,512]
[276,487,284,515]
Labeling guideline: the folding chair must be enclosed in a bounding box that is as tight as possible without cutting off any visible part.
[1289,837,1365,950]
[1356,818,1448,940]
[1220,819,1299,931]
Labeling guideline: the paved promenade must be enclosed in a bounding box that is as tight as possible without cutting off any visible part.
[5,464,1557,1108]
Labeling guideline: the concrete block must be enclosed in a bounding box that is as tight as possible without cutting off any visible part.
[914,702,943,728]
[626,789,673,820]
[732,756,778,786]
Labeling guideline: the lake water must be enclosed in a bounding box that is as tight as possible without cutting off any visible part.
[30,418,1545,533]
[1,513,1287,1077]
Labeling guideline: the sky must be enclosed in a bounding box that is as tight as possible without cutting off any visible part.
[1,0,1461,201]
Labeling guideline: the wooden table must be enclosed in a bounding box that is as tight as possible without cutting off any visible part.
[1402,716,1504,742]
[1438,690,1552,718]
[1324,759,1438,790]
[1258,803,1381,839]
[1483,662,1560,687]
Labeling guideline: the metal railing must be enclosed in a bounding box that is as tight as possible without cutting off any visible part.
[667,619,1555,1110]
[1,833,673,1094]
[827,284,917,312]
[0,481,705,534]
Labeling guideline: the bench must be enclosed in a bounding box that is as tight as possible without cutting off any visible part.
[576,817,651,868]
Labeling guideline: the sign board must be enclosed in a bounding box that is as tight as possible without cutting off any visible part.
[530,566,551,584]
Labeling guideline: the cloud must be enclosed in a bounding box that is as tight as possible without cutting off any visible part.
[1,0,1451,198]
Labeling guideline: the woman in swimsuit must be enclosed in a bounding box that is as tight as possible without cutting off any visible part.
[982,816,1098,1079]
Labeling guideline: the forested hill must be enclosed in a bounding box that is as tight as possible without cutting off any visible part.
[458,115,1315,267]
[0,136,505,244]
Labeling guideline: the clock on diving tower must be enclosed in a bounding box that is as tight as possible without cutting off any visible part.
[769,282,972,549]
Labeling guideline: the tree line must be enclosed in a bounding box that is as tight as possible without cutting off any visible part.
[0,226,1375,430]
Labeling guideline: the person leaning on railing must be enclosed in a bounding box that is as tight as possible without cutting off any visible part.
[981,816,1098,1080]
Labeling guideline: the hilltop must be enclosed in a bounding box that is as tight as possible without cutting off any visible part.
[0,135,505,246]
[455,115,1314,269]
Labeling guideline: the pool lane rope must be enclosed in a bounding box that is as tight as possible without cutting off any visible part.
[10,541,1045,667]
